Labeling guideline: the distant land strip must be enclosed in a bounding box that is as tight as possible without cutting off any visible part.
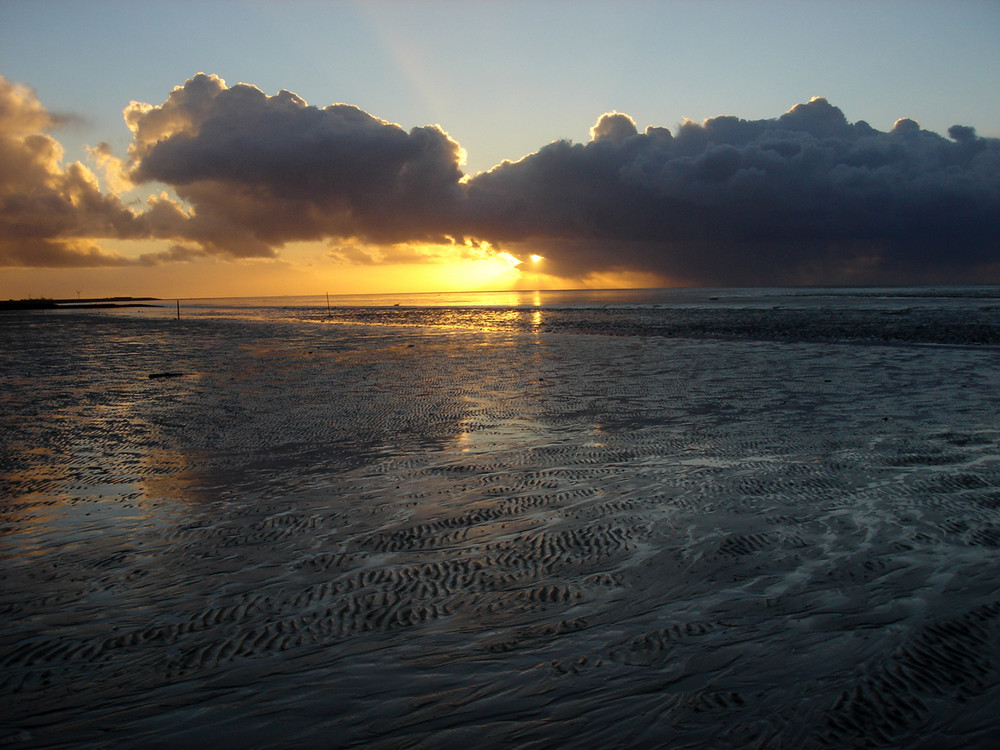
[0,297,161,311]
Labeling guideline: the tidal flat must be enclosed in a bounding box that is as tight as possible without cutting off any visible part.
[2,291,1000,748]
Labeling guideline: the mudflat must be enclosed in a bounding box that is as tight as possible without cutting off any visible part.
[2,304,999,748]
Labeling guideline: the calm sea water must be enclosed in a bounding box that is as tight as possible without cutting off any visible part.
[119,285,1000,312]
[82,285,1000,345]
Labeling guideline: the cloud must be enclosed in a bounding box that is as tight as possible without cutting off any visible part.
[464,97,1000,284]
[88,141,133,194]
[327,242,446,266]
[0,77,51,132]
[0,76,148,267]
[123,73,467,256]
[590,112,638,142]
[135,243,208,266]
[4,73,999,286]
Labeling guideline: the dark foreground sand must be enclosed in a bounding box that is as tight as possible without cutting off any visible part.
[2,308,1000,748]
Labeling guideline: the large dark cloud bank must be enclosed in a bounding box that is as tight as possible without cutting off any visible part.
[4,73,999,285]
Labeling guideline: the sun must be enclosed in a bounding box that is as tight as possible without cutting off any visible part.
[529,254,543,263]
[422,244,524,290]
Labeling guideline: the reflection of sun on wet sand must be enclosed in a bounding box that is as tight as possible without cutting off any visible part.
[2,299,1000,748]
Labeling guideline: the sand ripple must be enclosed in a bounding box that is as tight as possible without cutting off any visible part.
[2,311,1000,747]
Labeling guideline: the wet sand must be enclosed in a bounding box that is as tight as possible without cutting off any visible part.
[2,308,1000,748]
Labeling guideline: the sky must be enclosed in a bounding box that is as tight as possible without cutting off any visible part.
[1,0,999,299]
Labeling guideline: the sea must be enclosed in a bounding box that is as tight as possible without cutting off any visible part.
[80,285,1000,345]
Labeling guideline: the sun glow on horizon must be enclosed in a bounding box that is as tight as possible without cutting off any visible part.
[435,245,525,290]
[0,234,674,301]
[299,241,534,296]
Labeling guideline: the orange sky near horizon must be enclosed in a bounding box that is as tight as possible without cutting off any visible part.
[0,240,669,301]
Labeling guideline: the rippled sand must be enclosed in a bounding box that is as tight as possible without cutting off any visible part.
[2,309,1000,748]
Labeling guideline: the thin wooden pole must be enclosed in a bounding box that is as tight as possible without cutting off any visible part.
[176,299,180,319]
[326,292,331,317]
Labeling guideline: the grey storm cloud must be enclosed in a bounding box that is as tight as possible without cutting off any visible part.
[124,73,466,256]
[464,97,1000,284]
[4,71,1000,285]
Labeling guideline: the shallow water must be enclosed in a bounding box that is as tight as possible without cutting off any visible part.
[3,289,1000,747]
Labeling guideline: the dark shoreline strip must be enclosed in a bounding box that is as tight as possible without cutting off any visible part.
[0,297,160,311]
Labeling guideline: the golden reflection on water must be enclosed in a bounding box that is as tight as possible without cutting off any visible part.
[0,443,201,561]
[587,423,608,448]
[1,357,211,561]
